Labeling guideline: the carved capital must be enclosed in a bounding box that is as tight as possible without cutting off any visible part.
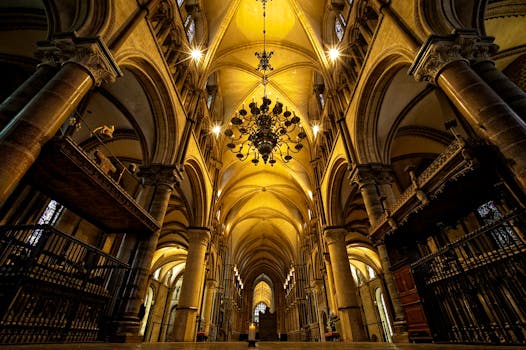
[350,163,392,188]
[50,34,122,86]
[458,35,499,63]
[138,164,181,189]
[409,36,467,85]
[323,226,347,246]
[187,227,211,247]
[35,43,62,67]
[350,164,377,189]
[410,34,499,84]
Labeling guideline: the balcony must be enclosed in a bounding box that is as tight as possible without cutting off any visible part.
[369,139,496,241]
[29,136,160,233]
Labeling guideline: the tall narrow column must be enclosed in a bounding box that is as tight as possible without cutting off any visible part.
[410,35,526,190]
[202,279,217,336]
[112,165,179,341]
[351,165,407,340]
[172,227,211,341]
[0,36,120,206]
[323,253,339,315]
[323,227,367,342]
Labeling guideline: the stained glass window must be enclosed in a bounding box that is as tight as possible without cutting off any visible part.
[254,302,267,323]
[28,200,64,245]
[185,15,195,43]
[335,16,344,42]
[477,200,518,248]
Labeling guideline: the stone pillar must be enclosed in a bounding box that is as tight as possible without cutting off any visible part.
[351,165,407,340]
[0,36,120,206]
[465,37,526,122]
[323,227,367,342]
[323,253,339,315]
[113,165,179,341]
[172,227,211,341]
[409,35,526,190]
[0,59,58,130]
[202,279,217,335]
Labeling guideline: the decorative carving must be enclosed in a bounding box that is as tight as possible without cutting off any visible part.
[34,43,62,68]
[138,164,181,189]
[323,227,346,245]
[410,34,500,84]
[46,35,122,86]
[187,227,211,247]
[409,37,466,84]
[459,36,499,63]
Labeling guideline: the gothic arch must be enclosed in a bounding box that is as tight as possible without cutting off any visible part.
[183,158,209,227]
[44,0,114,39]
[115,54,179,164]
[415,0,486,37]
[325,157,350,226]
[354,52,414,164]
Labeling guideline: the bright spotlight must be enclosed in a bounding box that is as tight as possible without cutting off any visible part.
[190,49,203,61]
[212,124,221,137]
[313,124,320,138]
[328,48,340,61]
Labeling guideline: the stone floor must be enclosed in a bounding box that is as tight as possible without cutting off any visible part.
[0,342,524,350]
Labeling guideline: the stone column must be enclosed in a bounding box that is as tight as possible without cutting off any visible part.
[409,35,526,190]
[466,37,526,121]
[323,227,367,342]
[322,253,339,315]
[351,165,407,339]
[172,227,211,341]
[0,36,120,206]
[202,279,217,335]
[113,165,179,341]
[0,54,58,130]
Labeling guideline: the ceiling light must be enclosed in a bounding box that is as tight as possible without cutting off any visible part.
[212,124,221,137]
[328,48,340,61]
[312,124,320,138]
[190,48,202,61]
[223,0,306,166]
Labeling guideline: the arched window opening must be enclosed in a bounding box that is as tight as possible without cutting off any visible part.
[185,14,196,43]
[177,0,184,7]
[367,265,376,280]
[335,15,345,42]
[139,286,154,336]
[375,288,393,342]
[253,301,267,323]
[29,199,64,246]
[350,264,364,286]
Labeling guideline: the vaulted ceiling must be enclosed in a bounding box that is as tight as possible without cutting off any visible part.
[201,0,330,285]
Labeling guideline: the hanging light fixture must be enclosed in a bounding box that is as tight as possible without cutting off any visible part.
[224,0,306,165]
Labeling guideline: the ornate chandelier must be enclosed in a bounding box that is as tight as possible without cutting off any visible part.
[224,0,306,165]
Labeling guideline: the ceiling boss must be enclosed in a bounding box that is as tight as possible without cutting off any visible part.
[224,0,306,165]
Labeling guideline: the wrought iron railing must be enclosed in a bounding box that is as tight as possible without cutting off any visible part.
[411,209,526,344]
[0,225,129,344]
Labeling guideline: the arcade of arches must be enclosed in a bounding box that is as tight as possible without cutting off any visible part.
[0,0,525,347]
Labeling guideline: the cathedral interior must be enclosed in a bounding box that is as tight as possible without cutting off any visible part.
[0,0,525,347]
